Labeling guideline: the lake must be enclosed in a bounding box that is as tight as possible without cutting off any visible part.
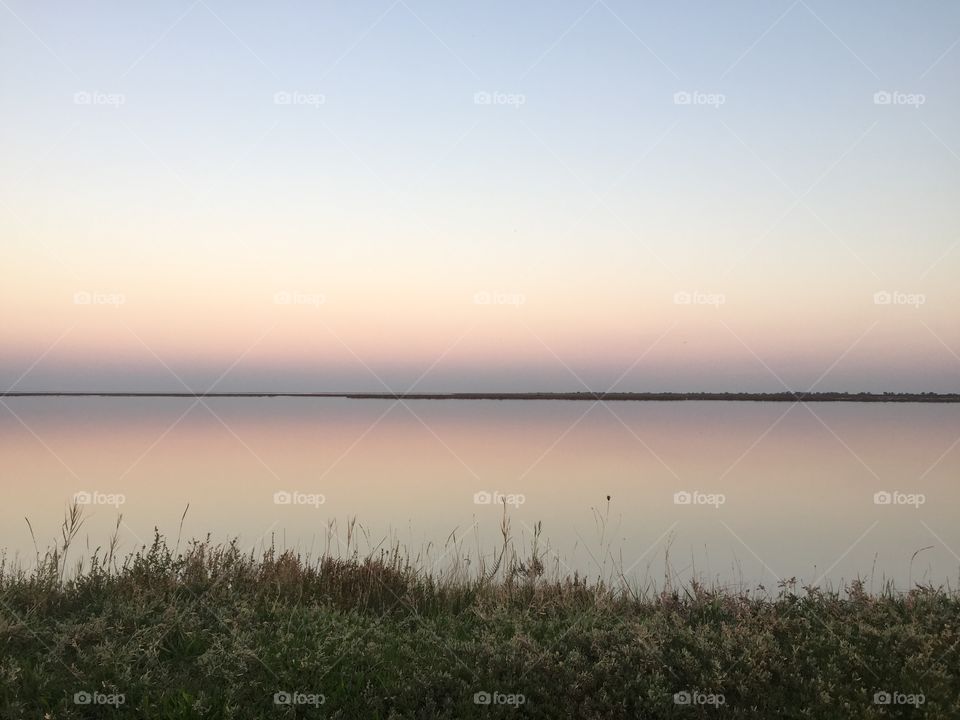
[1,398,957,590]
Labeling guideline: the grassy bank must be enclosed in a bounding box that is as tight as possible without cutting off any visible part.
[1,510,958,719]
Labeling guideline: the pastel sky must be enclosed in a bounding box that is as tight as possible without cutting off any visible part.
[2,0,959,392]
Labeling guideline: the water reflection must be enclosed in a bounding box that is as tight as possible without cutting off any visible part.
[1,398,957,589]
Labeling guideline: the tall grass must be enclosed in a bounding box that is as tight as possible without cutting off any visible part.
[1,502,958,719]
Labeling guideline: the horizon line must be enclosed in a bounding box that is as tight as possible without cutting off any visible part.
[2,391,958,403]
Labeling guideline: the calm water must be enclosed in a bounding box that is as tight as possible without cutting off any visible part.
[1,398,957,590]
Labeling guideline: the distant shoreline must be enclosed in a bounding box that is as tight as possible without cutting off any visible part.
[2,391,958,402]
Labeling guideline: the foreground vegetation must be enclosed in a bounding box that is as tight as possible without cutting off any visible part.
[1,508,958,718]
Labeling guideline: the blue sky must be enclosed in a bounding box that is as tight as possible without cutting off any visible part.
[2,0,959,391]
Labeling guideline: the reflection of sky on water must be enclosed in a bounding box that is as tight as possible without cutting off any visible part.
[1,399,957,590]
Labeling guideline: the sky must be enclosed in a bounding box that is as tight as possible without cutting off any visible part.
[2,0,959,392]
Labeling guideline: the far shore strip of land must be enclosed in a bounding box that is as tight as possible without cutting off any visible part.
[2,391,958,402]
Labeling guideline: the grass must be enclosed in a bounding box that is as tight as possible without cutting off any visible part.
[1,504,958,719]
